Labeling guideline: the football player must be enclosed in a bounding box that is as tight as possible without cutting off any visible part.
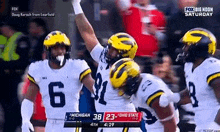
[109,58,179,132]
[161,28,220,131]
[71,0,141,131]
[20,31,95,132]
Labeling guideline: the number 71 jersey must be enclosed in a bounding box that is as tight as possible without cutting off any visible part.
[184,57,220,127]
[27,59,91,119]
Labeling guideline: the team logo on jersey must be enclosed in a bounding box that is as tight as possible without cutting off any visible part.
[42,77,47,79]
[209,59,216,63]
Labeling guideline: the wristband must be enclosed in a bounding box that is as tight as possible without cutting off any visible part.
[73,3,83,15]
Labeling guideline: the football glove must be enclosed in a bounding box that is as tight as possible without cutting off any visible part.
[21,120,34,132]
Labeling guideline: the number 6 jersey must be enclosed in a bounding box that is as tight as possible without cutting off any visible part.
[27,59,91,119]
[184,57,220,129]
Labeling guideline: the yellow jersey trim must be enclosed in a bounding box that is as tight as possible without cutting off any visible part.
[79,68,91,82]
[123,127,128,132]
[27,74,36,84]
[146,90,164,106]
[207,72,220,85]
[75,127,79,132]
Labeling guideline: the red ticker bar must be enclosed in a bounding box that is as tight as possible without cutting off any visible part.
[103,112,142,122]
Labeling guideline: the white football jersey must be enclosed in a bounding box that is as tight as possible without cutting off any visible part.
[90,44,136,112]
[184,57,220,129]
[131,73,179,131]
[28,59,91,119]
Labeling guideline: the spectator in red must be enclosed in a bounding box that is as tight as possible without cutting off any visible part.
[116,0,166,73]
[21,77,46,132]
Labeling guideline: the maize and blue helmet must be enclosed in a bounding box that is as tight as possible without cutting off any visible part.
[176,28,216,63]
[43,31,71,66]
[109,58,141,97]
[106,32,138,64]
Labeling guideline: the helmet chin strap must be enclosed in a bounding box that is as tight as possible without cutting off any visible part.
[56,55,65,66]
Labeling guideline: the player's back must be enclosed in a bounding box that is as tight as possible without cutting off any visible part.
[28,59,90,119]
[131,73,179,131]
[184,57,220,128]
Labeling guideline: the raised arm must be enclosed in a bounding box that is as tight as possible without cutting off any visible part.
[72,0,99,52]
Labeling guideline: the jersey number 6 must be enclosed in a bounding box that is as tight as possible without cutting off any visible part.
[49,82,66,107]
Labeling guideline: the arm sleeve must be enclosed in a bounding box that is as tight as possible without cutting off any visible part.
[21,99,34,122]
[90,43,104,63]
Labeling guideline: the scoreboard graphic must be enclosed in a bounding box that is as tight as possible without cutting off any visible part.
[64,112,142,128]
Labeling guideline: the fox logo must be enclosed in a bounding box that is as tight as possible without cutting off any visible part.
[0,0,5,13]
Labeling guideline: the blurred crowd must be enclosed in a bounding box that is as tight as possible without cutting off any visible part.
[0,0,220,132]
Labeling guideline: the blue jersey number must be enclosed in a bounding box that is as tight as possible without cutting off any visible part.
[188,82,198,107]
[49,82,66,107]
[94,72,107,105]
[137,107,157,125]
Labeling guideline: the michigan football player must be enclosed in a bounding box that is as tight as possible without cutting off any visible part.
[72,0,142,131]
[21,31,94,132]
[162,28,220,131]
[110,58,179,132]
